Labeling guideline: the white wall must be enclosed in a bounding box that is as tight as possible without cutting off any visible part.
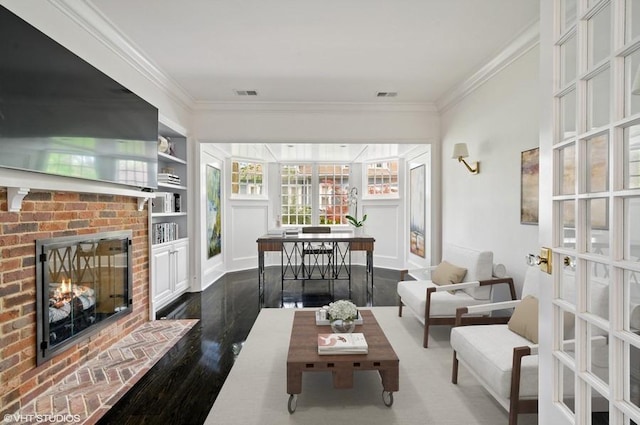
[194,103,437,144]
[440,46,540,297]
[194,145,227,291]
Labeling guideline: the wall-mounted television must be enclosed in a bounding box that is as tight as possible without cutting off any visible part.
[0,5,158,189]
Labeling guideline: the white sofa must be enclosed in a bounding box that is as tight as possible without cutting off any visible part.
[397,244,516,347]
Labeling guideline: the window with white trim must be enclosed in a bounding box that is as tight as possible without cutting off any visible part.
[364,160,399,197]
[318,164,350,225]
[231,160,264,196]
[280,163,350,226]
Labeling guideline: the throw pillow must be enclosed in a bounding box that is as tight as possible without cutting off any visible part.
[508,295,539,344]
[432,261,467,287]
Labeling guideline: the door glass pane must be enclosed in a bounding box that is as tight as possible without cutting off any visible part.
[561,35,577,87]
[559,360,576,413]
[625,50,640,116]
[588,4,612,67]
[561,91,577,140]
[625,197,640,261]
[587,261,610,320]
[626,125,640,189]
[629,343,640,409]
[627,0,640,42]
[558,305,577,360]
[588,322,610,385]
[561,200,577,248]
[587,198,609,255]
[562,0,577,33]
[559,144,576,194]
[561,257,578,304]
[586,135,609,192]
[626,270,640,332]
[587,69,611,129]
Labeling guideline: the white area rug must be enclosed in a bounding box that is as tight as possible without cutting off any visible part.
[205,307,537,425]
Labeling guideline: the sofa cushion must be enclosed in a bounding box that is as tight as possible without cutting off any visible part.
[397,280,488,320]
[432,261,467,287]
[450,325,539,399]
[508,295,539,344]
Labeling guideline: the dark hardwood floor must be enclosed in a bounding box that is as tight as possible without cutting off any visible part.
[97,266,401,425]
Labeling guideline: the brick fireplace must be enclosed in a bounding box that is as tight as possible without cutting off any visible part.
[0,188,149,416]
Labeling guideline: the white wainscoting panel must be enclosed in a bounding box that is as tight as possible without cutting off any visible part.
[229,203,269,270]
[362,203,403,269]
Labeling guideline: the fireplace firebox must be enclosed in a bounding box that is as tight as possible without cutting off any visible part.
[36,230,133,365]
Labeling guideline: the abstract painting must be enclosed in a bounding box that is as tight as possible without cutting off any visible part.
[521,147,539,225]
[410,164,426,257]
[206,164,222,258]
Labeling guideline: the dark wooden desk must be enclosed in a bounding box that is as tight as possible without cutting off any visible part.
[257,232,375,307]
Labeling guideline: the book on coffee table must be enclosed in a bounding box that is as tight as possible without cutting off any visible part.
[317,333,368,355]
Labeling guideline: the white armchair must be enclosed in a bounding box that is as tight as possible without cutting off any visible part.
[397,245,516,347]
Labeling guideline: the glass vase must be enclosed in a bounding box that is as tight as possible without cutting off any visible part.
[330,319,356,333]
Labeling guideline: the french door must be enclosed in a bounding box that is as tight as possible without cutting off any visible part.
[541,0,640,424]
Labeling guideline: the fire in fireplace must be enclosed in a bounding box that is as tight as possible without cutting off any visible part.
[36,230,133,365]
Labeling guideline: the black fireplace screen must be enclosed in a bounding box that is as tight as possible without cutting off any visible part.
[36,230,133,365]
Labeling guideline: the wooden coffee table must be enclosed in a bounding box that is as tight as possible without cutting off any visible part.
[286,309,399,413]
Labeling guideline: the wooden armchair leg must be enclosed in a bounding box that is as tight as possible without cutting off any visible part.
[509,346,532,425]
[452,351,459,384]
[398,298,403,317]
[423,321,430,348]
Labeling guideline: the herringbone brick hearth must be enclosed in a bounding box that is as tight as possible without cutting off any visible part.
[5,319,198,425]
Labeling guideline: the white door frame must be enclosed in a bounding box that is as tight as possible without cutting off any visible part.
[539,1,563,423]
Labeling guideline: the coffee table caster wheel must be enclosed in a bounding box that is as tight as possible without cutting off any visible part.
[382,390,394,407]
[288,394,297,413]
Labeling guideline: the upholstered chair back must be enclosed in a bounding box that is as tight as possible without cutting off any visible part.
[521,266,539,299]
[442,245,493,300]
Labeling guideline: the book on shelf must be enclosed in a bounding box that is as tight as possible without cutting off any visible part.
[158,173,181,185]
[174,193,181,213]
[152,192,174,213]
[152,222,179,244]
[317,333,368,355]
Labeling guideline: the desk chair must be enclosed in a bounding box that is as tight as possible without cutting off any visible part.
[301,226,334,295]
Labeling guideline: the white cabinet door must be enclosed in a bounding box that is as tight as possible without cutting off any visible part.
[173,239,189,293]
[152,244,173,306]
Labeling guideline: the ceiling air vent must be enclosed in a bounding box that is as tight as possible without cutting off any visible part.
[234,89,258,96]
[376,91,397,97]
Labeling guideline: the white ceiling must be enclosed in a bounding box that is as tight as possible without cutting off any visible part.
[89,0,539,160]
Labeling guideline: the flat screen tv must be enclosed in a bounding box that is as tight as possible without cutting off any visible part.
[0,5,158,189]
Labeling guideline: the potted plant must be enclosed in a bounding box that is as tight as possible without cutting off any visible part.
[346,187,367,234]
[345,214,367,228]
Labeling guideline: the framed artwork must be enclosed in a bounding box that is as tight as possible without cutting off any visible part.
[409,165,426,258]
[206,164,222,258]
[520,147,539,225]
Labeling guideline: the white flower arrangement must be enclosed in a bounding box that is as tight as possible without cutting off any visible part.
[327,300,358,322]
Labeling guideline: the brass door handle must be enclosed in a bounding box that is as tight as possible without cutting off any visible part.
[526,247,552,274]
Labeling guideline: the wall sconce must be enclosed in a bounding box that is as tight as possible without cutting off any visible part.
[452,143,479,174]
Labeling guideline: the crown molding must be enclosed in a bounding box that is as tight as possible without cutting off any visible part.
[193,101,438,114]
[50,0,194,111]
[436,20,540,113]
